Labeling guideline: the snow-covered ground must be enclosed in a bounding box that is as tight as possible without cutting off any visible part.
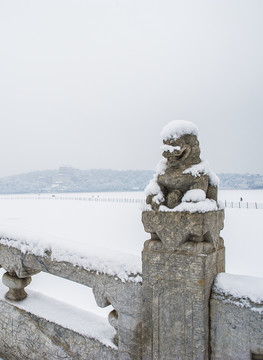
[218,189,263,202]
[0,189,262,339]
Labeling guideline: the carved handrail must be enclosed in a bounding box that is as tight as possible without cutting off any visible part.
[0,241,142,359]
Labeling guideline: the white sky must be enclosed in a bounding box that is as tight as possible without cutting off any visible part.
[0,0,262,177]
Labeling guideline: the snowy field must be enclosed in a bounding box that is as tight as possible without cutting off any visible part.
[0,189,262,340]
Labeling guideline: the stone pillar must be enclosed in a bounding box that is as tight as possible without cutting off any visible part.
[141,119,226,359]
[142,210,225,360]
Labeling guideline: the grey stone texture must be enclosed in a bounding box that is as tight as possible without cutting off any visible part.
[142,237,225,360]
[0,244,142,360]
[2,271,32,301]
[0,300,118,360]
[142,210,224,251]
[210,289,263,360]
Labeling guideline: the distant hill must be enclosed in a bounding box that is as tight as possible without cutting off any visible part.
[0,167,262,194]
[218,173,263,190]
[0,167,154,194]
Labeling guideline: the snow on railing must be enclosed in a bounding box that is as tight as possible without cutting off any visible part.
[0,194,262,209]
[0,239,142,355]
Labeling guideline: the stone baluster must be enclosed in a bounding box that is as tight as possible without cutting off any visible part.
[93,282,142,360]
[93,285,119,346]
[2,271,32,301]
[0,248,40,302]
[108,309,119,346]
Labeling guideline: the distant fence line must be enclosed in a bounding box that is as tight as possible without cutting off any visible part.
[0,194,145,204]
[219,200,263,209]
[0,194,262,209]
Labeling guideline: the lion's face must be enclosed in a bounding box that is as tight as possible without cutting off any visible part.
[162,134,201,169]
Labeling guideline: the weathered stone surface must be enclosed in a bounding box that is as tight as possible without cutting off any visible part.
[0,244,142,360]
[2,272,31,301]
[142,209,224,251]
[142,241,225,360]
[210,292,263,360]
[0,246,40,278]
[0,300,119,360]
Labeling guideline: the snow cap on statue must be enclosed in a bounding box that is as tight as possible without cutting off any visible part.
[161,120,199,141]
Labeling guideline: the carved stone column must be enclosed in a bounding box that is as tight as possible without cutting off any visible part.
[142,211,225,360]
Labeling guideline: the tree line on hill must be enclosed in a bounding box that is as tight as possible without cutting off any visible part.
[0,167,262,194]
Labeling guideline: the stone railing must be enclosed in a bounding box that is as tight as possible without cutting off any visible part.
[1,238,262,360]
[0,243,142,360]
[210,273,263,360]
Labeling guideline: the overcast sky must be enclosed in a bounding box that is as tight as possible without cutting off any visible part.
[0,0,262,177]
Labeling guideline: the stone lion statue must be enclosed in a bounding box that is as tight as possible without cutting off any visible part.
[146,120,218,211]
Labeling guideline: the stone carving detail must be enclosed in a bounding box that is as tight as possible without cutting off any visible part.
[142,210,224,251]
[2,272,32,301]
[0,245,40,279]
[0,247,40,301]
[146,121,218,210]
[108,310,119,346]
[93,286,111,308]
[93,286,119,346]
[142,120,224,251]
